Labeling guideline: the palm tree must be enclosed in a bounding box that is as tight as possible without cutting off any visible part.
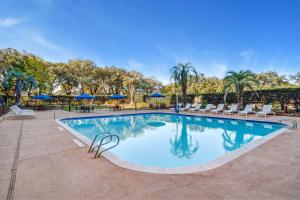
[170,63,197,105]
[223,70,258,109]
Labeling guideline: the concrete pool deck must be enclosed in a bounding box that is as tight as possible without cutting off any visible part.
[0,110,300,199]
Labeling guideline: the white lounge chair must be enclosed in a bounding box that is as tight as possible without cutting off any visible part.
[224,104,238,114]
[199,104,212,112]
[211,104,224,114]
[170,103,182,111]
[256,105,275,118]
[189,103,202,112]
[7,105,36,119]
[180,103,191,111]
[238,104,255,116]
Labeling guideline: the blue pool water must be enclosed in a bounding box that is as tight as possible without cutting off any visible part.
[61,113,284,168]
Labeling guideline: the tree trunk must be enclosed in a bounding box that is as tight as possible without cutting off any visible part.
[237,86,244,109]
[27,85,33,98]
[130,86,135,104]
[80,84,85,94]
[15,79,22,105]
[182,81,187,106]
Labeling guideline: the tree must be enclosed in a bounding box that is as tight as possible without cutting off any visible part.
[0,48,22,95]
[106,67,126,94]
[256,71,290,89]
[0,48,164,104]
[3,68,36,104]
[223,70,258,109]
[68,59,96,93]
[86,68,105,95]
[140,77,162,94]
[22,53,49,95]
[54,63,79,95]
[188,75,223,94]
[46,62,60,95]
[123,71,143,104]
[170,63,197,105]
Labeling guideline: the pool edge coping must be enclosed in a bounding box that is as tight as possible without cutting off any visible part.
[55,112,290,174]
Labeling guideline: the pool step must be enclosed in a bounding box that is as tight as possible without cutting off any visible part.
[88,132,120,158]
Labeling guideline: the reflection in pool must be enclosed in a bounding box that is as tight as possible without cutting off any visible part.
[61,113,284,168]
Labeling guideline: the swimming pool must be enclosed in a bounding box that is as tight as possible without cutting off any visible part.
[59,113,285,173]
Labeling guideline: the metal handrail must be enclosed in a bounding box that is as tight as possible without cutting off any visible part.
[94,135,120,158]
[88,131,112,153]
[278,119,298,130]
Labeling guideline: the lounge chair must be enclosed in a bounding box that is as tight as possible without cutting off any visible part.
[199,104,212,112]
[238,104,255,116]
[170,103,182,111]
[211,104,224,114]
[256,105,275,118]
[7,105,36,119]
[179,103,191,111]
[189,103,202,112]
[224,104,238,115]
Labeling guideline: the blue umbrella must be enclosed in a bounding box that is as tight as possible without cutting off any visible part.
[149,93,166,98]
[75,93,95,100]
[32,94,53,101]
[148,93,166,109]
[108,94,127,100]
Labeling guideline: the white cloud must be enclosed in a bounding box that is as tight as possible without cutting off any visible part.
[31,33,60,50]
[0,18,24,27]
[0,26,76,63]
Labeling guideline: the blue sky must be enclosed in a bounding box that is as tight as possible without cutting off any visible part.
[0,0,300,83]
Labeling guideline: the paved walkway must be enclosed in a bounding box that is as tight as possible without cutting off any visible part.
[0,110,299,199]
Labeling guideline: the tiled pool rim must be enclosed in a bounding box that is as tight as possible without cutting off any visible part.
[56,112,289,174]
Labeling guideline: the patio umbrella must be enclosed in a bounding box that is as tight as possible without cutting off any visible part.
[32,94,53,101]
[32,94,53,110]
[148,93,166,108]
[108,94,127,110]
[149,92,166,98]
[108,94,127,100]
[75,94,95,112]
[75,93,95,100]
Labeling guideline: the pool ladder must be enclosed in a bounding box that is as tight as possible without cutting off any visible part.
[88,132,120,158]
[278,119,298,130]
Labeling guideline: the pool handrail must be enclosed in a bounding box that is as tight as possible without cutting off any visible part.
[278,119,297,130]
[88,131,112,153]
[94,134,120,158]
